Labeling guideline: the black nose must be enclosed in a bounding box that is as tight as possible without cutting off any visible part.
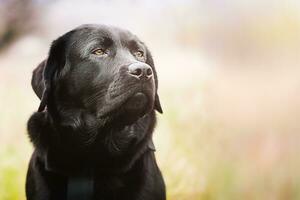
[128,63,153,80]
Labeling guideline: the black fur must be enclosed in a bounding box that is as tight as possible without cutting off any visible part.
[26,24,165,200]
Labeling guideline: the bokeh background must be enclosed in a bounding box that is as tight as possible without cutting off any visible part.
[1,0,300,199]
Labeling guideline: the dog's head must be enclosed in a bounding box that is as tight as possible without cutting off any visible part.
[32,25,162,127]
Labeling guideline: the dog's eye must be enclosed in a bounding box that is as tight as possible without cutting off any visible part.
[134,51,144,58]
[92,48,107,56]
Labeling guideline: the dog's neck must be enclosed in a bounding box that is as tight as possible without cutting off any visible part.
[28,108,156,175]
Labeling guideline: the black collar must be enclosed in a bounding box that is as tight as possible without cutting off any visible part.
[67,168,94,200]
[44,140,156,199]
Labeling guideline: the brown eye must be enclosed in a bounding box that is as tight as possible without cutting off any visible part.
[135,51,144,58]
[92,48,106,56]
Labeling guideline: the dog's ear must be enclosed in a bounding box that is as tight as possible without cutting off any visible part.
[37,31,73,112]
[31,60,46,99]
[154,93,163,114]
[145,47,163,114]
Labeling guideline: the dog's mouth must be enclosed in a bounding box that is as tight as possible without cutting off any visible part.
[96,83,155,123]
[124,92,148,113]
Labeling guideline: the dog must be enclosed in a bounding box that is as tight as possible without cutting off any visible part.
[26,24,165,200]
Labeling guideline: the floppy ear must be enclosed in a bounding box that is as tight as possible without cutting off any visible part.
[31,60,46,99]
[37,31,73,112]
[154,93,163,114]
[145,47,163,114]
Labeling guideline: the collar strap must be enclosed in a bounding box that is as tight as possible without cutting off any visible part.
[45,139,156,199]
[66,140,155,199]
[67,169,94,200]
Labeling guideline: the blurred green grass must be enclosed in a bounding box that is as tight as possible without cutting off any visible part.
[0,147,28,200]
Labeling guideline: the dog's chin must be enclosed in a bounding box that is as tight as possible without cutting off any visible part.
[96,89,154,127]
[120,92,150,124]
[116,93,153,124]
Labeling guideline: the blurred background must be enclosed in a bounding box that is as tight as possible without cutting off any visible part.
[1,0,300,199]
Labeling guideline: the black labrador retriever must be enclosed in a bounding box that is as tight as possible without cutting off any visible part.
[26,24,165,200]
